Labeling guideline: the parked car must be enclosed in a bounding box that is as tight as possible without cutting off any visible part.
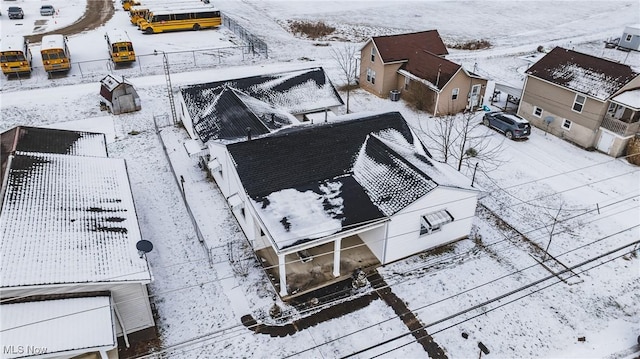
[40,5,54,16]
[483,111,531,140]
[7,6,23,19]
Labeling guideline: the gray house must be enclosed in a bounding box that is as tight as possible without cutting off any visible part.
[618,24,640,51]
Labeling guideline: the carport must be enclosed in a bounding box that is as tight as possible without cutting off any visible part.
[492,83,523,111]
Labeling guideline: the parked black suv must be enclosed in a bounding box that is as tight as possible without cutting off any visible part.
[8,6,24,19]
[483,111,531,140]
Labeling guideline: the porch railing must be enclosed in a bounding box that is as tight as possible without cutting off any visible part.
[601,115,640,136]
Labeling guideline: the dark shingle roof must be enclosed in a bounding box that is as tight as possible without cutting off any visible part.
[403,50,461,90]
[227,112,454,248]
[181,67,344,142]
[525,47,639,100]
[192,87,272,142]
[227,112,477,249]
[228,112,426,198]
[372,30,448,63]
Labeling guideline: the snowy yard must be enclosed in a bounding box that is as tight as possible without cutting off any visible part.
[1,1,639,358]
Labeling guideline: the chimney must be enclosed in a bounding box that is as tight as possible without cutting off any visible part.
[270,113,275,124]
[246,127,252,141]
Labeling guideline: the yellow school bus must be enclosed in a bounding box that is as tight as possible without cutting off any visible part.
[129,1,207,26]
[138,7,221,34]
[0,35,32,76]
[121,0,141,11]
[40,35,71,74]
[105,30,136,63]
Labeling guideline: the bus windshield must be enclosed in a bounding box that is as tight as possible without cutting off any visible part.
[1,54,25,62]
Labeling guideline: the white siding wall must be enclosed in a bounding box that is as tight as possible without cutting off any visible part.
[177,94,197,140]
[383,187,478,264]
[112,283,154,335]
[358,225,387,262]
[1,282,155,337]
[207,144,269,250]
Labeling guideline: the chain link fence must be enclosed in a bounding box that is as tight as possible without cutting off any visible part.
[223,15,269,59]
[1,43,266,90]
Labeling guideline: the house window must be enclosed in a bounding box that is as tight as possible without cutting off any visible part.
[625,34,632,42]
[366,68,376,84]
[451,88,459,100]
[240,207,246,218]
[607,102,616,113]
[370,47,376,62]
[404,77,410,90]
[572,94,586,113]
[533,106,543,117]
[562,119,572,130]
[420,210,454,236]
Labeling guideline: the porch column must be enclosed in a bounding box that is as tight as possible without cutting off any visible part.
[278,253,288,296]
[333,238,342,277]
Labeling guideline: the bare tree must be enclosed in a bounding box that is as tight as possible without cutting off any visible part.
[422,111,505,173]
[424,115,456,163]
[331,45,358,113]
[451,111,506,172]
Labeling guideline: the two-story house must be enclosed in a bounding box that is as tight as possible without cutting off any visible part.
[359,30,487,116]
[517,47,640,157]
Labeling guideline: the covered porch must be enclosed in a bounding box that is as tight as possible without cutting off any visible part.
[602,91,640,136]
[256,234,381,300]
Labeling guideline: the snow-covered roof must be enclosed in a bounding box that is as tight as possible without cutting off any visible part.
[1,296,116,359]
[610,88,640,110]
[1,126,108,200]
[100,74,133,92]
[228,112,475,249]
[0,151,151,288]
[623,24,640,35]
[525,47,639,100]
[181,67,343,142]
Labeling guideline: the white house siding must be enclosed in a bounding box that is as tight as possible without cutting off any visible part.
[111,283,154,335]
[0,282,154,337]
[383,187,478,264]
[207,144,267,250]
[358,225,387,262]
[177,95,197,140]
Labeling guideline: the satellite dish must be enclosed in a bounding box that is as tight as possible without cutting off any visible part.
[136,240,153,258]
[544,116,555,124]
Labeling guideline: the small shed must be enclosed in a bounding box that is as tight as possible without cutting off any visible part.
[618,24,640,51]
[99,74,141,115]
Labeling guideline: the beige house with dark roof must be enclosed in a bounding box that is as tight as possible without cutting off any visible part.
[517,47,640,157]
[359,30,487,116]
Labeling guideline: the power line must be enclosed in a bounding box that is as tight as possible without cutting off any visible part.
[3,193,636,340]
[342,238,639,359]
[131,225,640,359]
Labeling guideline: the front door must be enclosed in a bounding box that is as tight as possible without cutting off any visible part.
[596,130,616,154]
[469,84,481,110]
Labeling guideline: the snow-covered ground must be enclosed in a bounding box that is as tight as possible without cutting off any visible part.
[1,1,639,358]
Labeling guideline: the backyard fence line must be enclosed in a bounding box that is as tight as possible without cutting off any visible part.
[1,44,266,90]
[223,15,269,59]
